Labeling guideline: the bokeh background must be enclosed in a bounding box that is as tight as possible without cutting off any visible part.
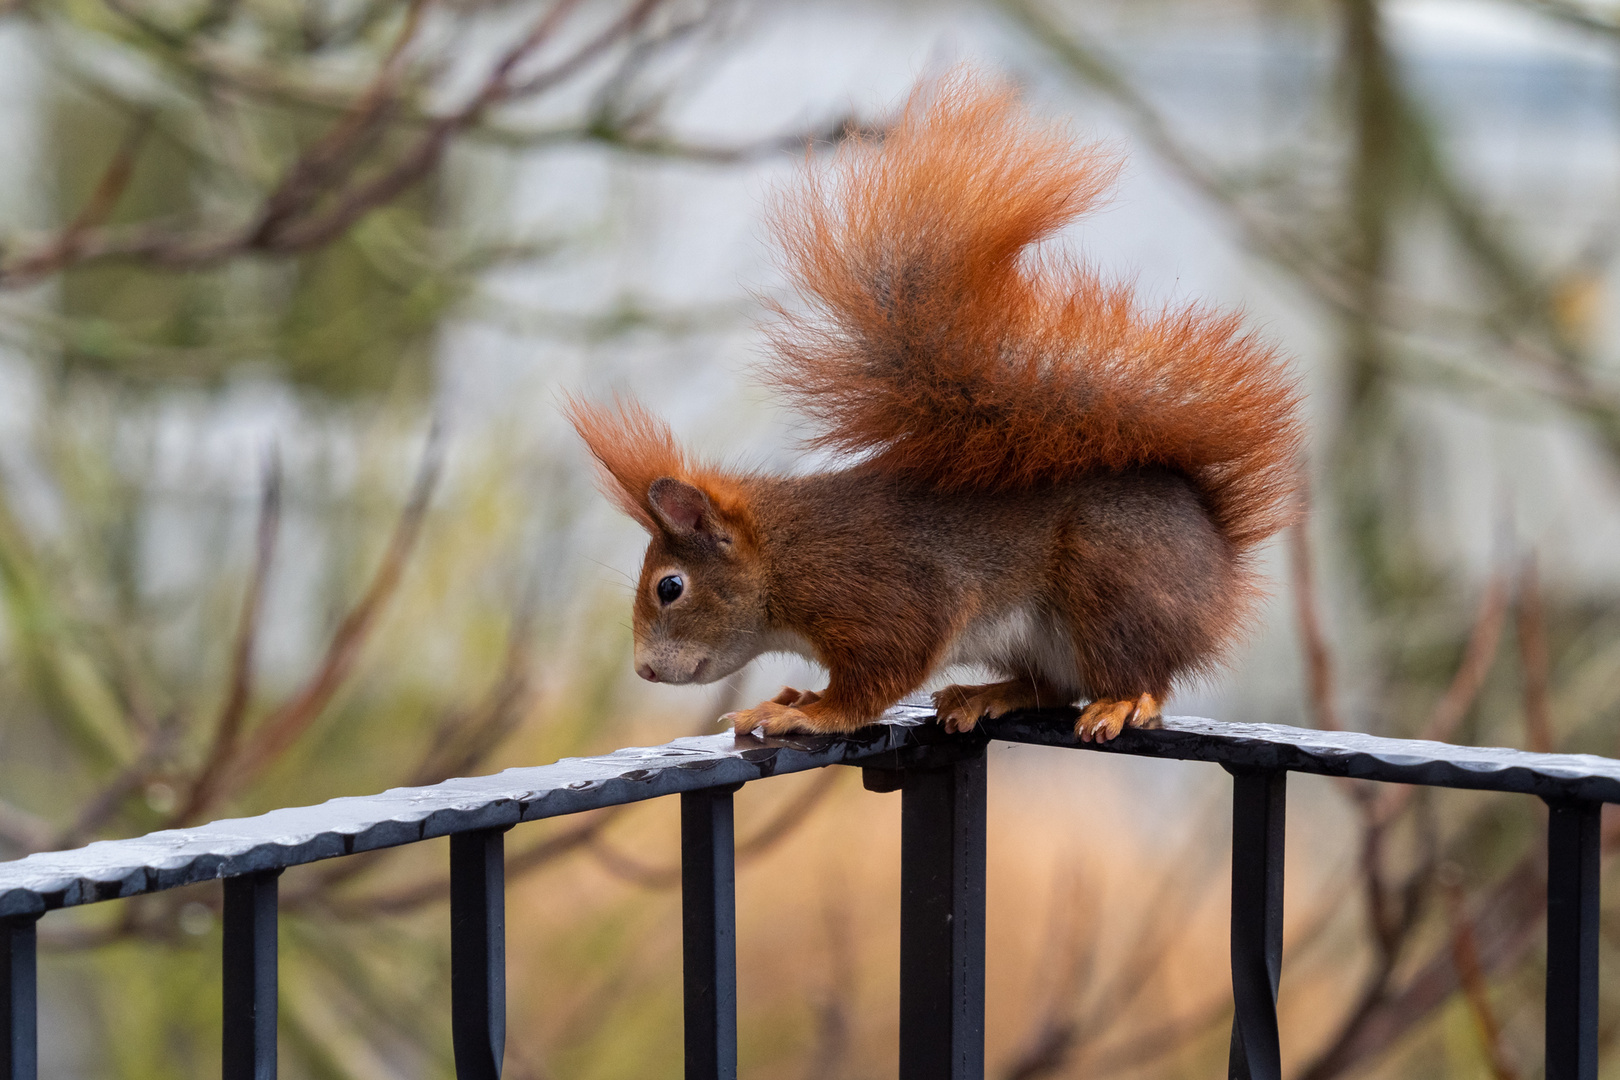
[1,0,1619,1076]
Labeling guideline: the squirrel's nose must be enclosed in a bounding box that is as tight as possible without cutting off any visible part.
[636,663,659,683]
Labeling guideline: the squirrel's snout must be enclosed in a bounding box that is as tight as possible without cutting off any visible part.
[634,653,712,684]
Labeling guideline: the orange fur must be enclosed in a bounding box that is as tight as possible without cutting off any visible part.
[563,396,758,544]
[768,70,1302,551]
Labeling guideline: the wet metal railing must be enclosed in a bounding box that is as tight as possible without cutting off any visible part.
[2,705,1616,1080]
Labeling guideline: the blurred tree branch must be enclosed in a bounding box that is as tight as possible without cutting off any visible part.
[0,797,53,852]
[585,768,844,889]
[1443,869,1524,1080]
[1521,0,1620,38]
[0,0,661,283]
[0,0,870,293]
[174,452,282,825]
[175,425,443,824]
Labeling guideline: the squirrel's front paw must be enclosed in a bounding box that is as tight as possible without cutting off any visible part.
[1075,693,1162,743]
[724,688,823,736]
[769,686,822,708]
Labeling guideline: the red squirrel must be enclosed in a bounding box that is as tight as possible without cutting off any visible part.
[567,71,1302,741]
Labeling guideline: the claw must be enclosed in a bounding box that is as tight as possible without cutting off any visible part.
[932,684,987,733]
[726,688,827,736]
[725,700,812,736]
[932,680,1064,733]
[1074,693,1162,743]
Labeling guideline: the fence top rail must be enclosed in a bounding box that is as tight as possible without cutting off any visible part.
[3,707,1618,918]
[980,713,1620,802]
[0,709,941,919]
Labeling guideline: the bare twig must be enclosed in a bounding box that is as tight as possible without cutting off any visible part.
[0,0,673,285]
[1005,0,1620,471]
[1368,573,1513,829]
[316,806,628,915]
[1003,0,1362,313]
[0,797,53,853]
[1289,515,1347,733]
[248,0,434,246]
[568,113,878,164]
[1,112,153,283]
[1298,847,1544,1080]
[495,0,658,101]
[51,719,181,850]
[405,602,536,787]
[258,0,661,255]
[1516,555,1554,753]
[271,608,536,904]
[1442,870,1523,1080]
[1004,795,1248,1079]
[1078,995,1232,1079]
[0,0,876,298]
[172,452,282,826]
[1419,573,1512,745]
[588,768,844,888]
[119,39,865,162]
[101,0,189,48]
[1070,805,1227,1041]
[1357,820,1400,960]
[1287,510,1385,818]
[1309,789,1446,1076]
[217,428,443,801]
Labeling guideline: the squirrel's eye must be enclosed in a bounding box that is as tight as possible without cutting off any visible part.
[656,575,684,605]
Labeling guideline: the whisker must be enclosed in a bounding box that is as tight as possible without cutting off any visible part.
[585,557,635,586]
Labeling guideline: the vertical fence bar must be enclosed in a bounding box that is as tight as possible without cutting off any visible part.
[223,870,281,1080]
[899,748,987,1080]
[451,829,507,1080]
[682,786,739,1080]
[1227,767,1286,1080]
[1,916,37,1080]
[1545,798,1600,1080]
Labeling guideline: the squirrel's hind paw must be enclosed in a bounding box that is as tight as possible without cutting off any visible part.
[932,680,1060,733]
[1075,693,1162,743]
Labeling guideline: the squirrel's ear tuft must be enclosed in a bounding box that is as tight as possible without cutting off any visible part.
[648,477,711,535]
[563,395,688,533]
[564,394,755,544]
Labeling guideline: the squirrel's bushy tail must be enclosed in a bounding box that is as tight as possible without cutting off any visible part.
[769,70,1302,552]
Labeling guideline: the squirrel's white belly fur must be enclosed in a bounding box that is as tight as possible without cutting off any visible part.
[943,604,1082,690]
[760,607,1082,692]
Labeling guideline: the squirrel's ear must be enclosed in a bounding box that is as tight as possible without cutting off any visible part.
[648,477,714,536]
[565,396,686,533]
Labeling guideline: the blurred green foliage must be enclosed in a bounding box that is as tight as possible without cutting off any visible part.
[49,87,447,394]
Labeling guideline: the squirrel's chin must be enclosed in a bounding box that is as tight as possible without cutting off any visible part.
[651,656,720,686]
[683,655,749,686]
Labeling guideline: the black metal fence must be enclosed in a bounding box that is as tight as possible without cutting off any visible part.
[2,704,1617,1080]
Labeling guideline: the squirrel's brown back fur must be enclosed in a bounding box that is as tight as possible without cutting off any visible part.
[768,71,1302,552]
